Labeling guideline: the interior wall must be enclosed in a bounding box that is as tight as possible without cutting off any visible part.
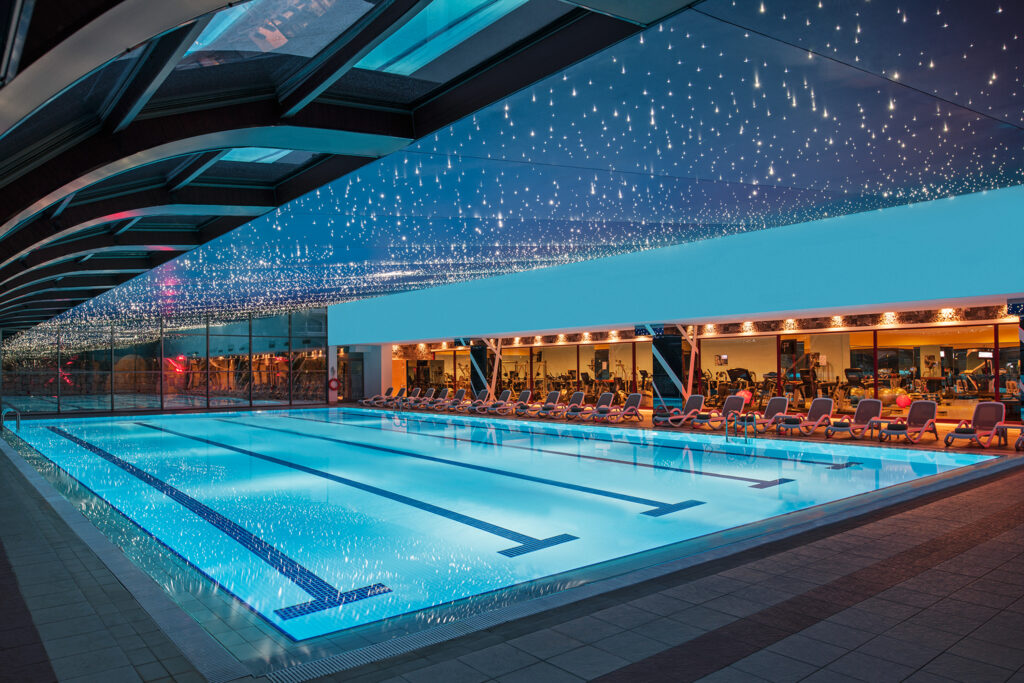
[328,186,1024,345]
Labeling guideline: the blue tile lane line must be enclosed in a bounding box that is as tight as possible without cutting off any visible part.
[218,418,706,518]
[135,423,578,557]
[287,414,794,489]
[341,408,860,471]
[47,427,391,620]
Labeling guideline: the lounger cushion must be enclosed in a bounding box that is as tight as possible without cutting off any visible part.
[884,423,907,431]
[735,415,756,423]
[832,421,850,428]
[954,427,976,435]
[696,413,711,420]
[782,416,802,425]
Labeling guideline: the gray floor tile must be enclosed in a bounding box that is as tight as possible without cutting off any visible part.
[458,643,539,678]
[826,651,916,683]
[732,649,817,683]
[402,659,488,683]
[591,629,667,662]
[921,652,1015,683]
[508,630,584,660]
[495,661,584,683]
[547,645,629,680]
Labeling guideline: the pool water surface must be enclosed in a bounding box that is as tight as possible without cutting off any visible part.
[13,406,992,641]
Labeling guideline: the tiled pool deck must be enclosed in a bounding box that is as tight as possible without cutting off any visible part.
[1,409,1023,682]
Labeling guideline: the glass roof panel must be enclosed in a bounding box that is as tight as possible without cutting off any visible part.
[356,0,530,75]
[180,0,376,69]
[327,0,572,104]
[222,148,294,163]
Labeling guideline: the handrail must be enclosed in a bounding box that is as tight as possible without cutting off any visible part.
[1,402,21,432]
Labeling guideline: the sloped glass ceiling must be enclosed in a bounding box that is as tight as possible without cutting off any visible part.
[7,0,1024,351]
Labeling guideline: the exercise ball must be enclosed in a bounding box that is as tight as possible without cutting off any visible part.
[896,394,912,409]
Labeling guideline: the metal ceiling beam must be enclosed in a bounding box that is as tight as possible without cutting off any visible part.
[0,0,35,85]
[558,0,700,26]
[102,17,211,133]
[0,275,128,309]
[278,0,430,118]
[411,9,638,136]
[0,0,234,140]
[0,254,173,296]
[274,154,373,203]
[0,233,197,286]
[165,149,226,191]
[0,99,413,240]
[0,185,278,271]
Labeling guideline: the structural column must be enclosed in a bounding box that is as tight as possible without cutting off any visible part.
[639,324,683,409]
[469,341,488,396]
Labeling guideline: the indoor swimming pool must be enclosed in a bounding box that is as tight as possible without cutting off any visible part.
[10,407,993,642]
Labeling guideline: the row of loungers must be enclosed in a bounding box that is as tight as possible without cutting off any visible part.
[358,387,644,422]
[356,387,1020,449]
[653,394,1017,449]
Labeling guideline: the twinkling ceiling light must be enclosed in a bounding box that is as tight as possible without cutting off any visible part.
[5,0,1023,355]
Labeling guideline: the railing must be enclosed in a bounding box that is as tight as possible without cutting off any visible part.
[1,402,21,433]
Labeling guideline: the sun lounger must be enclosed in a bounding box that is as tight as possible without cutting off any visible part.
[480,389,513,414]
[664,395,705,428]
[553,391,586,420]
[605,393,643,423]
[876,400,938,443]
[457,389,489,413]
[422,387,447,409]
[528,391,561,417]
[776,397,833,436]
[825,398,882,440]
[691,394,746,431]
[397,387,421,409]
[437,388,464,411]
[944,401,1008,448]
[382,387,406,408]
[732,396,789,436]
[406,387,434,409]
[497,390,531,416]
[359,387,392,407]
[584,393,615,421]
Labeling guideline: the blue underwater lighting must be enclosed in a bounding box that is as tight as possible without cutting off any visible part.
[7,0,1024,349]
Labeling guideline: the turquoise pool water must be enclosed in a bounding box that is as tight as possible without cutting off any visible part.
[14,407,992,641]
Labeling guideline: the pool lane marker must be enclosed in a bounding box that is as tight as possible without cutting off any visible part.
[289,414,793,490]
[47,427,390,621]
[134,422,577,558]
[343,409,859,471]
[218,418,705,518]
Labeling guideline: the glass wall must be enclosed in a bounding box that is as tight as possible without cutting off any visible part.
[999,324,1021,421]
[702,336,776,409]
[0,308,327,414]
[875,325,996,421]
[500,348,530,395]
[532,344,576,398]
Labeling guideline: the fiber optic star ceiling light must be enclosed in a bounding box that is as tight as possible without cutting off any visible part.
[6,0,1023,352]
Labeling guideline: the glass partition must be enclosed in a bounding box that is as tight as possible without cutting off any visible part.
[876,325,995,421]
[532,345,576,399]
[635,341,653,407]
[454,349,471,391]
[500,348,530,395]
[999,324,1020,399]
[0,308,327,414]
[702,336,776,409]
